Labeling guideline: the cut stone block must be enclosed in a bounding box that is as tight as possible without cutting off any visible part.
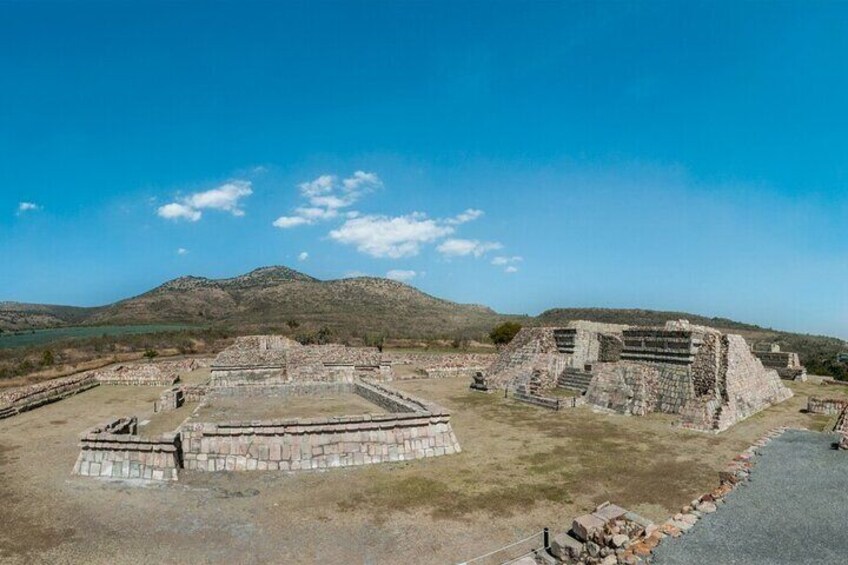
[572,513,605,542]
[551,532,584,560]
[593,503,627,522]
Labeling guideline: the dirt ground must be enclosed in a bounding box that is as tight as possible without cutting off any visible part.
[0,376,843,564]
[193,393,384,422]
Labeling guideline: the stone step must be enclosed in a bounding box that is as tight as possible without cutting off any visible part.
[557,370,594,393]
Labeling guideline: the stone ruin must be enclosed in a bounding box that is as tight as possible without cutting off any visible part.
[94,358,205,386]
[70,336,464,481]
[485,321,627,392]
[210,335,390,385]
[485,320,793,432]
[751,345,807,381]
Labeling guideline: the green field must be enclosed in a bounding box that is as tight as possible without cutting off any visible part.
[0,325,197,349]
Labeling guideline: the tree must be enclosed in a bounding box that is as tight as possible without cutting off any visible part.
[41,350,55,367]
[143,349,159,360]
[489,322,522,347]
[286,319,300,329]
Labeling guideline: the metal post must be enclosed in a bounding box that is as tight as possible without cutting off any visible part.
[543,527,551,554]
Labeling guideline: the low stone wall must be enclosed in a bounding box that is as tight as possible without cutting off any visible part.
[95,358,204,386]
[181,379,460,473]
[807,397,848,415]
[208,382,353,398]
[181,411,460,472]
[353,380,428,413]
[510,390,585,411]
[380,352,495,370]
[72,417,181,481]
[0,373,99,420]
[154,386,184,413]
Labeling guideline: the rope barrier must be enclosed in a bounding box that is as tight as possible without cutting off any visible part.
[456,530,545,565]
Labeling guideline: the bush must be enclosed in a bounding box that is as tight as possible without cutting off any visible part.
[40,350,54,367]
[489,322,522,347]
[143,349,159,360]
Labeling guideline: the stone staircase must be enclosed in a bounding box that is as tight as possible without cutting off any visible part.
[556,368,594,394]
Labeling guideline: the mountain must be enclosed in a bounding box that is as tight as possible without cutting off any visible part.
[71,266,504,338]
[1,268,845,377]
[0,302,98,331]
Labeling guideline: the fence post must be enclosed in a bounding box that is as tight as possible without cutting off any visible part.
[543,527,551,554]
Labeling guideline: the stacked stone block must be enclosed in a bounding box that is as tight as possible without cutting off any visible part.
[0,373,99,420]
[585,321,792,432]
[72,417,181,481]
[178,379,461,473]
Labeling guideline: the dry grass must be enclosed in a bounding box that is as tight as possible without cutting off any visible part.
[0,374,844,564]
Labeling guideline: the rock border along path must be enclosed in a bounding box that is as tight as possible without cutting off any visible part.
[545,426,806,564]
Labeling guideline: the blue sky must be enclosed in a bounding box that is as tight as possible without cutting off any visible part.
[1,1,846,338]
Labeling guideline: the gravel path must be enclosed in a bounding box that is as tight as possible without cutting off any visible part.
[653,429,848,564]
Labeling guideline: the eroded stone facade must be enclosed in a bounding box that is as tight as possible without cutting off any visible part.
[210,335,389,385]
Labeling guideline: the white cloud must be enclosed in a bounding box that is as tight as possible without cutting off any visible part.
[436,238,502,258]
[272,216,310,229]
[157,203,202,222]
[273,171,382,229]
[298,251,309,261]
[158,180,252,222]
[386,269,416,282]
[343,170,382,192]
[447,208,484,225]
[491,255,523,266]
[16,202,40,215]
[299,175,336,197]
[177,248,189,255]
[329,213,454,258]
[505,265,519,273]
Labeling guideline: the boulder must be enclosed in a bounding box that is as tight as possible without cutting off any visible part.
[550,533,584,561]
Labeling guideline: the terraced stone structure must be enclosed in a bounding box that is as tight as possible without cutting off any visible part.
[486,319,792,432]
[586,321,793,431]
[210,335,389,385]
[485,321,627,391]
[752,346,807,381]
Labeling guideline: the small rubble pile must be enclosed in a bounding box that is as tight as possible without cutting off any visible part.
[834,408,848,450]
[550,502,658,564]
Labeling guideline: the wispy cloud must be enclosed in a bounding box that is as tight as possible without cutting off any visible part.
[386,269,416,282]
[16,202,40,215]
[504,265,518,273]
[157,180,253,222]
[298,251,309,261]
[329,212,454,258]
[177,248,189,255]
[436,238,502,258]
[491,255,523,266]
[446,208,484,225]
[273,171,382,229]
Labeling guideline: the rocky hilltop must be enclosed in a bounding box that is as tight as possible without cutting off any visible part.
[0,266,503,338]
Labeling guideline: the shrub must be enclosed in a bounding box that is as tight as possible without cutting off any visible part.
[489,322,522,347]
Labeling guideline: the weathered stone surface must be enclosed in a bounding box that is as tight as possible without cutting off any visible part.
[572,513,606,542]
[550,532,584,560]
[594,502,628,522]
